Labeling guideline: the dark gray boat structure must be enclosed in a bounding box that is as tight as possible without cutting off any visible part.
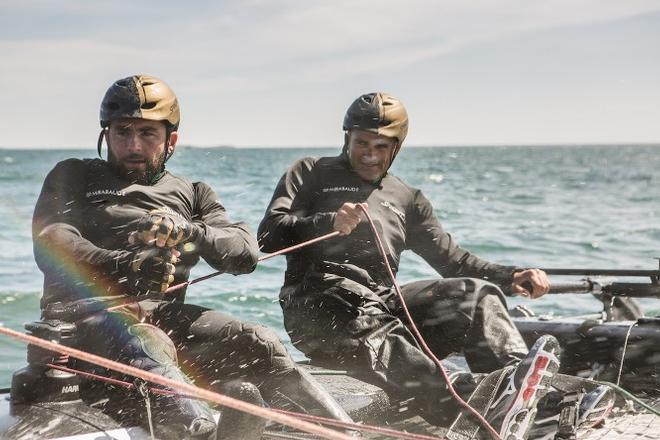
[2,271,660,439]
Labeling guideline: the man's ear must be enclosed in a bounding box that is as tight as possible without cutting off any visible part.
[167,131,178,155]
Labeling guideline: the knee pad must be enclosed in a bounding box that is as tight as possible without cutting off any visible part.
[441,278,507,317]
[120,323,178,369]
[478,293,510,317]
[229,322,295,372]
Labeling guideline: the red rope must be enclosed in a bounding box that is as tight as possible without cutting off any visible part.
[270,409,445,440]
[166,230,341,294]
[356,204,501,440]
[107,231,341,312]
[0,326,351,440]
[30,222,497,438]
[45,362,444,440]
[257,231,341,262]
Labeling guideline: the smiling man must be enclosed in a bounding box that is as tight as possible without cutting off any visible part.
[258,92,562,436]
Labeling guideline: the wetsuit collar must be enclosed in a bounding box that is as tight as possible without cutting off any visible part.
[148,170,166,184]
[105,160,167,185]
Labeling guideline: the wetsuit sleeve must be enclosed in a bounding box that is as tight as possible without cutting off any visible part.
[191,182,259,274]
[257,158,335,252]
[406,189,517,288]
[32,160,132,297]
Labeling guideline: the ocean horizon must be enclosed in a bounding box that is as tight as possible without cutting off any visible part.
[2,142,659,150]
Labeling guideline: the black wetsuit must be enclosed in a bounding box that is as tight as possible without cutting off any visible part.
[258,153,529,423]
[33,158,351,433]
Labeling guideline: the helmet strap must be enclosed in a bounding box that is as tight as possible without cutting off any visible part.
[389,142,400,165]
[163,126,175,164]
[341,132,351,158]
[97,128,107,158]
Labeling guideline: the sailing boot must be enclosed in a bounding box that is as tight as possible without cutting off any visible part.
[418,362,489,427]
[121,324,216,439]
[448,335,561,440]
[486,335,560,439]
[530,384,615,440]
[146,367,216,439]
[216,380,267,440]
[261,366,357,434]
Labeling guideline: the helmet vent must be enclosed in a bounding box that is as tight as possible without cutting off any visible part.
[141,102,157,110]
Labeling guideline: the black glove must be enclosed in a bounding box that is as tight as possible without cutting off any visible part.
[124,247,177,295]
[130,208,197,248]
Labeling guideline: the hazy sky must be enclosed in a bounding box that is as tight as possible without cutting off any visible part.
[2,1,660,148]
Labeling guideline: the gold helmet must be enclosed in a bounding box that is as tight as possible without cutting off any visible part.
[98,75,180,157]
[100,75,180,129]
[343,92,408,158]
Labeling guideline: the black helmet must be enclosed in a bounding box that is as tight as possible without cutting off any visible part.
[98,75,180,157]
[343,92,408,158]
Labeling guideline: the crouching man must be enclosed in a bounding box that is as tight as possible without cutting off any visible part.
[32,74,352,438]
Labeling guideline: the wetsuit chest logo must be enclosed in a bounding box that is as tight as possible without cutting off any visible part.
[321,186,360,193]
[381,201,405,221]
[86,189,125,198]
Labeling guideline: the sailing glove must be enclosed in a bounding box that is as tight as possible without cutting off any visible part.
[131,208,197,248]
[125,246,177,295]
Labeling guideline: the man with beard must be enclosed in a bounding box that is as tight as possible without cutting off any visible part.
[32,75,352,439]
[257,92,597,438]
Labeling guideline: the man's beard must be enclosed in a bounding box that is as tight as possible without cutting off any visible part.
[108,149,167,185]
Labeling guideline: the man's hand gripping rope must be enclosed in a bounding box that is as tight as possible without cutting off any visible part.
[125,208,193,295]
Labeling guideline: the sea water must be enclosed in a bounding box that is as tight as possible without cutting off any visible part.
[1,145,659,384]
